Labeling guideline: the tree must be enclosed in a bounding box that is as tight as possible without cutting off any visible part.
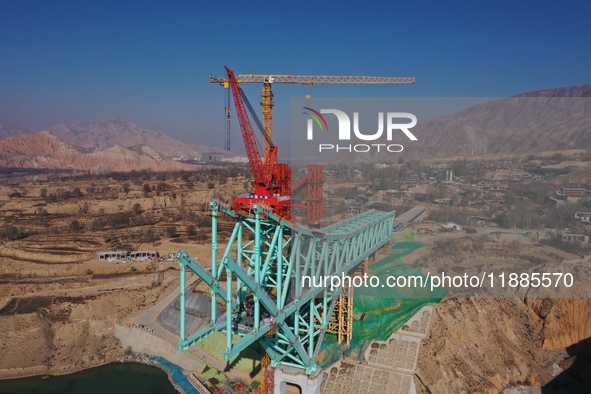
[143,183,151,196]
[156,173,168,181]
[157,182,171,192]
[72,187,83,198]
[40,188,47,198]
[166,226,177,238]
[3,225,19,241]
[144,227,157,242]
[195,215,211,228]
[186,224,197,236]
[69,219,83,233]
[107,213,129,229]
[195,229,207,241]
[132,203,143,215]
[122,183,131,193]
[181,172,192,183]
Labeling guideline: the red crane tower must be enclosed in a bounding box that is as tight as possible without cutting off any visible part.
[225,66,292,219]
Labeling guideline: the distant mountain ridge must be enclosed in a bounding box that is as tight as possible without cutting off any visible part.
[0,118,237,172]
[3,83,590,171]
[515,83,591,97]
[0,132,195,172]
[0,118,233,160]
[0,122,28,141]
[46,119,231,159]
[336,83,591,164]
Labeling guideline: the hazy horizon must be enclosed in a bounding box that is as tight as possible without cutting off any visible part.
[2,1,590,153]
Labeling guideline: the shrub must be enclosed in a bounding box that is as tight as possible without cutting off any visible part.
[69,220,83,233]
[132,203,143,215]
[186,224,197,236]
[166,226,177,238]
[157,182,171,192]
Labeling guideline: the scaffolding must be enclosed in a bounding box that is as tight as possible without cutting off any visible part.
[326,284,354,345]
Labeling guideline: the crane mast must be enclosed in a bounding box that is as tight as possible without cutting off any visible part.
[224,88,231,151]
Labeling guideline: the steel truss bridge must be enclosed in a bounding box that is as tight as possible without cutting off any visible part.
[176,200,395,373]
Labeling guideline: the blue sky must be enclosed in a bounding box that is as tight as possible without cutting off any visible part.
[1,0,590,151]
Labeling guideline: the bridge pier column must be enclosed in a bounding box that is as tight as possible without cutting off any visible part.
[274,368,323,394]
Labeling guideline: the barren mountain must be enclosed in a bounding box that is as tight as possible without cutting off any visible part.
[413,85,591,158]
[411,236,591,393]
[0,132,195,172]
[46,119,230,159]
[517,84,591,98]
[337,83,591,163]
[0,122,28,141]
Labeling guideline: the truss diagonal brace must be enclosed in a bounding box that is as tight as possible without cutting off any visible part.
[176,250,232,303]
[225,256,278,316]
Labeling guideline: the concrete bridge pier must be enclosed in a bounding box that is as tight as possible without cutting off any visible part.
[274,368,323,394]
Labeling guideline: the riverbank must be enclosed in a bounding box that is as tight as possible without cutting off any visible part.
[0,353,122,381]
[0,355,204,394]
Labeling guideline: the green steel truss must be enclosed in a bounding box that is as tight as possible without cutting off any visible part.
[176,200,395,373]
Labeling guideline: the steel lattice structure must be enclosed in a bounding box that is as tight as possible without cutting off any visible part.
[176,200,395,373]
[210,74,416,85]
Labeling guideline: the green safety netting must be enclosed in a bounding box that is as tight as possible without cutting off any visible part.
[391,228,422,243]
[199,239,447,370]
[316,240,447,364]
[351,241,446,348]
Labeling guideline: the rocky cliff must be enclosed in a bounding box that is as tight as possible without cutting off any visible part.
[527,298,591,350]
[413,237,591,393]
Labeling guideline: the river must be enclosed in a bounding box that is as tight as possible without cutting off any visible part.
[0,362,180,394]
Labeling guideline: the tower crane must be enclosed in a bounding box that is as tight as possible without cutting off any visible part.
[210,72,415,153]
[217,66,415,223]
[188,67,416,394]
[224,66,292,219]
